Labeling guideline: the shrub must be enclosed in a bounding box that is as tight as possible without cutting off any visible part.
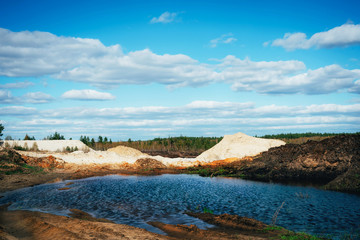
[30,142,39,151]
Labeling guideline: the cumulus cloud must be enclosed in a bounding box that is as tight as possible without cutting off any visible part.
[349,80,360,93]
[210,33,237,48]
[217,56,360,94]
[61,89,115,100]
[56,48,214,89]
[0,90,17,104]
[0,90,53,104]
[0,28,122,77]
[1,28,360,94]
[3,101,360,139]
[150,11,179,23]
[271,23,360,50]
[0,106,37,115]
[0,81,34,89]
[23,92,54,104]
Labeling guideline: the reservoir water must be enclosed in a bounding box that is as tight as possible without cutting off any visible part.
[1,174,359,238]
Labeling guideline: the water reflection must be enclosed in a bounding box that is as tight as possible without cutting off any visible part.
[1,174,359,238]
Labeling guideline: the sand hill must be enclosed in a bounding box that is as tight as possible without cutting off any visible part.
[196,132,285,161]
[107,145,149,158]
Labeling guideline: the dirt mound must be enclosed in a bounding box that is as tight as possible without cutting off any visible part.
[107,145,148,158]
[134,158,167,169]
[197,132,285,162]
[0,149,25,165]
[227,134,360,192]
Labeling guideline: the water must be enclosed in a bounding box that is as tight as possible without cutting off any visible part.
[1,174,360,238]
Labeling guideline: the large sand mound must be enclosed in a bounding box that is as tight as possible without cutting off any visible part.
[107,145,149,158]
[196,132,285,162]
[4,140,90,152]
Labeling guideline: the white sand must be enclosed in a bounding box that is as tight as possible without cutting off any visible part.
[4,140,90,152]
[107,145,149,158]
[196,132,285,161]
[7,132,285,167]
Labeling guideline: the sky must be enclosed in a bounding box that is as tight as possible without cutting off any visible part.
[1,0,360,140]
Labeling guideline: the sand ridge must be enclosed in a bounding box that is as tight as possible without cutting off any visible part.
[6,133,285,167]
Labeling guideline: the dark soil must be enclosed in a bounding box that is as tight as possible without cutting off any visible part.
[143,150,201,158]
[185,134,360,193]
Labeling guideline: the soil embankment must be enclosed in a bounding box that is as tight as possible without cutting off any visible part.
[188,134,360,193]
[0,206,317,240]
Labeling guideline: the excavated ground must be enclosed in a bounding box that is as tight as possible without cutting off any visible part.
[1,135,358,239]
[185,134,360,193]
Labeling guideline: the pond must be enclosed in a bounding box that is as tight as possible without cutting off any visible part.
[1,174,359,238]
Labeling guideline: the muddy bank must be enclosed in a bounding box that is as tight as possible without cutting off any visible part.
[186,134,360,193]
[0,203,320,240]
[0,208,168,240]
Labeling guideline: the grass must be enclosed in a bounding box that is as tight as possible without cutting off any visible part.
[262,226,284,232]
[202,207,214,214]
[1,163,44,175]
[279,232,323,240]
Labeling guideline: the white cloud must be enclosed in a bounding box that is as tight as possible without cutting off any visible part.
[0,90,53,104]
[349,80,360,93]
[3,101,359,139]
[150,12,179,24]
[0,90,16,104]
[61,89,115,101]
[210,33,237,48]
[56,48,214,89]
[1,28,360,95]
[271,23,360,50]
[24,92,54,104]
[218,56,360,94]
[0,28,122,77]
[0,106,37,115]
[0,81,34,89]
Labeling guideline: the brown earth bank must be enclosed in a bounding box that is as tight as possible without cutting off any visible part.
[187,134,360,193]
[0,204,321,240]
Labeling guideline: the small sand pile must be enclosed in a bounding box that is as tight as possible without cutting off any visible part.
[196,132,285,162]
[107,145,149,158]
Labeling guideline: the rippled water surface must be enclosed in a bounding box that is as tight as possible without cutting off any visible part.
[1,174,360,238]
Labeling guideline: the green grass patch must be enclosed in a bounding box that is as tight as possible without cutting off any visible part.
[261,225,284,232]
[202,207,213,214]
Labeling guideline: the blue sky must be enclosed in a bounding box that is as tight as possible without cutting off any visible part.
[1,0,360,140]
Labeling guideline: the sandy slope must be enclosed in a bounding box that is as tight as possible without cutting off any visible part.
[197,132,285,162]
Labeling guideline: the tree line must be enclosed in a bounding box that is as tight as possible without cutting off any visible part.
[259,132,360,139]
[79,135,223,152]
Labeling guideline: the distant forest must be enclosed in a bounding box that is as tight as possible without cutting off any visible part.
[80,132,359,153]
[80,136,223,155]
[259,132,360,139]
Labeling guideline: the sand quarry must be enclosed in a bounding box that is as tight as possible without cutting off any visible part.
[3,132,285,168]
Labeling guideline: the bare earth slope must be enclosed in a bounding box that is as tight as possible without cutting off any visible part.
[226,134,360,192]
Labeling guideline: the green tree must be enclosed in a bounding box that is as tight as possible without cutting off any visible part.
[0,124,4,140]
[98,136,103,143]
[47,131,65,140]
